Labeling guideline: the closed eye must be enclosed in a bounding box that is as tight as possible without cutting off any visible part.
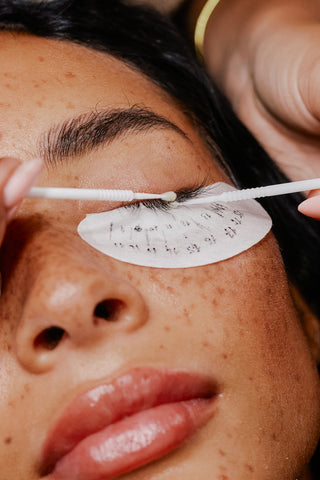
[124,183,207,212]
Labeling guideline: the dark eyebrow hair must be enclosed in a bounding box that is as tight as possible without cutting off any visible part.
[38,105,188,167]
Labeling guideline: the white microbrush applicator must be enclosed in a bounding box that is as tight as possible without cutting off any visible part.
[27,178,320,205]
[28,187,177,202]
[183,178,320,205]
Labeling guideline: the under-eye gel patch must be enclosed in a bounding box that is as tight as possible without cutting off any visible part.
[77,182,272,268]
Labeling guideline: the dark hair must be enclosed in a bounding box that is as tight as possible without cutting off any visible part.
[0,0,319,471]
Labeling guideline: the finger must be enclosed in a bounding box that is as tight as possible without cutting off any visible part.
[0,157,21,191]
[3,157,43,210]
[0,157,21,298]
[0,157,22,242]
[252,22,320,135]
[0,158,44,296]
[298,193,320,220]
[306,188,320,199]
[297,30,320,132]
[0,158,43,246]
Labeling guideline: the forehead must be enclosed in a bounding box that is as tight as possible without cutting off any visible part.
[0,33,169,110]
[0,34,199,149]
[0,32,221,190]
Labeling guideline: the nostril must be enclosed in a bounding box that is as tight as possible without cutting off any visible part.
[34,326,65,351]
[93,299,123,322]
[32,301,123,351]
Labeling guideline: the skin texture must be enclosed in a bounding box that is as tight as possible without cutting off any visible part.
[0,32,320,480]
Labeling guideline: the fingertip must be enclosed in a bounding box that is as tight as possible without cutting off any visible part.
[298,195,320,220]
[3,158,44,208]
[0,157,21,184]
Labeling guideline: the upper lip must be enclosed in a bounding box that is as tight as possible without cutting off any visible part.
[41,367,216,475]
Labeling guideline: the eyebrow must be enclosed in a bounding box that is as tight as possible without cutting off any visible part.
[38,105,188,167]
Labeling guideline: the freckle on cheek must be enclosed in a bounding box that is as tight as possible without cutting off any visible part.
[245,464,254,473]
[64,72,76,78]
[183,308,192,325]
[3,72,16,79]
[180,276,191,286]
[4,437,12,445]
[294,374,301,383]
[217,287,225,295]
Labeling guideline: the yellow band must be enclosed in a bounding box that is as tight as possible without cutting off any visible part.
[194,0,221,61]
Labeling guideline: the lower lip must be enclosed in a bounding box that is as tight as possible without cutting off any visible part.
[48,398,213,480]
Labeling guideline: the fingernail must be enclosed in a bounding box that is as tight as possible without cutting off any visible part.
[3,158,43,208]
[298,195,320,220]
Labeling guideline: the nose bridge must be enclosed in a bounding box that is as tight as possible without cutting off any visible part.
[13,228,148,374]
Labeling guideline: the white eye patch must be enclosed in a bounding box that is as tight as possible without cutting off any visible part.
[77,182,272,268]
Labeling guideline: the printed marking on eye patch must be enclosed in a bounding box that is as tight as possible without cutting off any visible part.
[77,182,272,268]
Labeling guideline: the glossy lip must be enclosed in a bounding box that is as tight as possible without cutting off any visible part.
[41,367,217,479]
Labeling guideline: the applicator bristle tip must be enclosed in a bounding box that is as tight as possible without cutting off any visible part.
[161,191,177,202]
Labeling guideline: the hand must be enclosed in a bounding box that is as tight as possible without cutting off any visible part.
[201,0,320,181]
[0,157,43,288]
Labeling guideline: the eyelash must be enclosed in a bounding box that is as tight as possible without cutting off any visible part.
[124,183,207,212]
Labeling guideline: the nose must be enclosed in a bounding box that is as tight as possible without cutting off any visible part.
[14,243,148,374]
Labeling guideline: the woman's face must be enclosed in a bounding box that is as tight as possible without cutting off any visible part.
[0,33,319,480]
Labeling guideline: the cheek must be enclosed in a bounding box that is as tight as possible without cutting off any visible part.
[132,234,318,393]
[135,234,288,346]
